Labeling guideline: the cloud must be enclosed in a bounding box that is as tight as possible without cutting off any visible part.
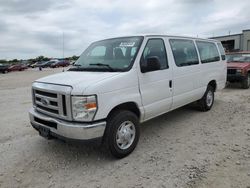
[0,0,71,14]
[0,0,250,59]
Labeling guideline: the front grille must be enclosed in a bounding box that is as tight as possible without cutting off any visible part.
[32,82,72,120]
[35,90,57,98]
[227,69,236,74]
[33,88,69,119]
[37,104,59,114]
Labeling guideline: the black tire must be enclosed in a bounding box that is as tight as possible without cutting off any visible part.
[198,85,214,111]
[242,74,250,89]
[104,110,140,158]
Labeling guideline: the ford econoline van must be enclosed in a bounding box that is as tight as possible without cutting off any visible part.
[29,35,226,158]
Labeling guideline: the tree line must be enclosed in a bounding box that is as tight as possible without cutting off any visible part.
[0,55,79,65]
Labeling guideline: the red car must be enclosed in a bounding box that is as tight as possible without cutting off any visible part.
[226,51,250,88]
[8,64,27,72]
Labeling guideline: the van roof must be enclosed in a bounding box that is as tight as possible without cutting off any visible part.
[102,34,219,43]
[145,34,218,42]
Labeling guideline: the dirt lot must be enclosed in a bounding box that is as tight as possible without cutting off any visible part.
[0,68,250,188]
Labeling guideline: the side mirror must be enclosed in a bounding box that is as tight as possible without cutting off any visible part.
[142,56,161,73]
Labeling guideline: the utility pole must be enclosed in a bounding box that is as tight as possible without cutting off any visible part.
[62,31,64,61]
[62,31,65,72]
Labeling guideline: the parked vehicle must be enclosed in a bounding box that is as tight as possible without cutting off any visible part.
[20,60,31,68]
[29,35,226,158]
[29,62,36,68]
[50,60,70,68]
[0,63,9,73]
[226,51,250,88]
[30,61,44,68]
[39,60,59,68]
[21,64,29,70]
[8,64,26,72]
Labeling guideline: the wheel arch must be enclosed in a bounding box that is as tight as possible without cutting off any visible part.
[107,102,141,120]
[208,80,217,92]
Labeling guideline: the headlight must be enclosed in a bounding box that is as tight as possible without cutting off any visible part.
[236,69,242,74]
[72,95,97,121]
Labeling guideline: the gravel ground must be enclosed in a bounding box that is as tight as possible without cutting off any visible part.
[0,68,250,188]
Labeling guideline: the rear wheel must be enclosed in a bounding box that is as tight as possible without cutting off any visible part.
[104,110,140,158]
[198,85,214,111]
[242,73,250,89]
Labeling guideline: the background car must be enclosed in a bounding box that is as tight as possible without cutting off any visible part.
[0,63,10,73]
[30,61,45,68]
[226,51,250,88]
[8,64,26,72]
[50,60,70,68]
[39,60,59,68]
[20,64,29,70]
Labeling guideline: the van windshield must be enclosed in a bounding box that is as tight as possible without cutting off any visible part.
[69,36,143,72]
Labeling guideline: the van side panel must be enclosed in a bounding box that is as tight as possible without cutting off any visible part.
[136,37,173,121]
[196,41,227,92]
[167,38,226,110]
[167,38,205,109]
[172,65,205,108]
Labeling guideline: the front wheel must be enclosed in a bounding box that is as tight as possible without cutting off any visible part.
[242,74,250,89]
[104,110,140,158]
[198,85,214,111]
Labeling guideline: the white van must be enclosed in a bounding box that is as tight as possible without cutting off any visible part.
[29,35,226,158]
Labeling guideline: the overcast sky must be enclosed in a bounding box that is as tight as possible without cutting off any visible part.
[1,0,250,60]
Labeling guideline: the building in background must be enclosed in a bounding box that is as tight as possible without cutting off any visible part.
[210,29,250,52]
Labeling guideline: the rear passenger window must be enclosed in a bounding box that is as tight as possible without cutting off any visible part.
[169,39,199,67]
[196,41,220,63]
[217,43,226,60]
[141,39,168,70]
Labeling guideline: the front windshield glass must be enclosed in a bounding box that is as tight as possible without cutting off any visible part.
[226,53,250,63]
[71,36,143,72]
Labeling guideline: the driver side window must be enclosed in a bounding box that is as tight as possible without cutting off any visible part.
[140,39,168,71]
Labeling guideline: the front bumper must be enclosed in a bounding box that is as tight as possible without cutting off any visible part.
[227,74,245,82]
[29,108,106,140]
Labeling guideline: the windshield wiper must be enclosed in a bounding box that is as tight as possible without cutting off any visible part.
[89,63,115,71]
[68,67,87,71]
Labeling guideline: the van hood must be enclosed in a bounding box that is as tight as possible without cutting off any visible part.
[36,71,120,94]
[227,62,250,69]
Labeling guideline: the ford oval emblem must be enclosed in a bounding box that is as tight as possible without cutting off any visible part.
[41,98,49,106]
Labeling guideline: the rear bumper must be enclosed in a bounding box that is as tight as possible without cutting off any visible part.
[29,108,106,141]
[227,74,245,82]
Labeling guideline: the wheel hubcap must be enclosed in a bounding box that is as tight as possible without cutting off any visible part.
[116,121,136,150]
[206,90,213,107]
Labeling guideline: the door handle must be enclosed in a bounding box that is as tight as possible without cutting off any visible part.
[169,80,172,88]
